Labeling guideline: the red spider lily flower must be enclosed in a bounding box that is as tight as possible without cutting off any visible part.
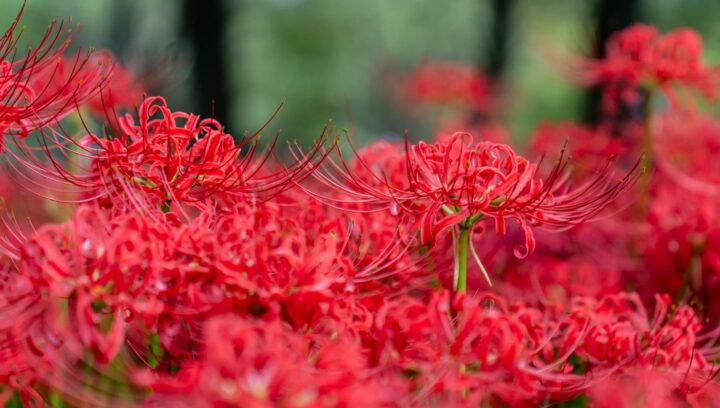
[530,121,639,170]
[638,181,720,317]
[436,120,509,145]
[14,96,331,208]
[398,60,494,115]
[297,131,640,291]
[366,290,548,405]
[85,51,144,116]
[498,255,624,304]
[579,24,719,111]
[567,293,706,370]
[588,367,695,408]
[83,95,251,205]
[0,5,112,152]
[0,191,417,377]
[653,111,720,196]
[366,290,718,406]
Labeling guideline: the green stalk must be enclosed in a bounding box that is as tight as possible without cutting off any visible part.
[456,226,470,293]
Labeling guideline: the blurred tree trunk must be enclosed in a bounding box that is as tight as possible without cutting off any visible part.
[583,0,640,124]
[109,2,132,57]
[182,0,230,126]
[484,0,514,81]
[478,0,515,123]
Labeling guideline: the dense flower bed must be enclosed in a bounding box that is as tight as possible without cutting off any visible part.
[1,5,720,407]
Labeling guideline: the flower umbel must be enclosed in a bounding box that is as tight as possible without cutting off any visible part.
[0,4,111,151]
[300,132,640,292]
[579,24,719,111]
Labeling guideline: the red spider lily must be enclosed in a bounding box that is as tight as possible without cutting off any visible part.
[614,110,720,318]
[363,289,719,406]
[0,198,417,404]
[497,255,624,304]
[398,60,494,115]
[83,95,254,205]
[296,131,640,291]
[637,181,720,316]
[529,121,640,171]
[0,4,112,152]
[588,367,703,408]
[5,4,720,406]
[653,111,720,196]
[579,24,719,111]
[86,51,144,116]
[5,96,332,208]
[0,193,417,372]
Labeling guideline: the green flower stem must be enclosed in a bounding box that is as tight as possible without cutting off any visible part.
[456,225,470,293]
[441,206,489,294]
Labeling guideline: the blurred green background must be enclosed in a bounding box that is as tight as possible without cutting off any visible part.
[4,0,720,145]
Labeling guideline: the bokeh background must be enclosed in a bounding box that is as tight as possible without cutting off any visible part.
[5,0,720,145]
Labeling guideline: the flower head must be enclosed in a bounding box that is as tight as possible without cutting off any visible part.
[85,52,144,116]
[138,315,390,407]
[398,60,494,115]
[304,132,639,256]
[580,24,718,110]
[0,6,111,152]
[46,96,330,209]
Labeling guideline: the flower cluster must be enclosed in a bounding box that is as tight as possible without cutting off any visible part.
[580,24,719,111]
[299,130,638,291]
[0,8,111,152]
[83,96,255,206]
[397,60,494,115]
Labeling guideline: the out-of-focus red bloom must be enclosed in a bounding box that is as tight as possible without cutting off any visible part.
[580,24,718,111]
[0,194,414,371]
[588,367,691,408]
[139,315,393,407]
[86,52,144,115]
[610,111,720,316]
[436,120,509,145]
[0,6,111,152]
[530,121,639,169]
[0,175,13,203]
[653,111,720,195]
[365,289,717,406]
[499,256,623,304]
[398,60,494,115]
[639,181,720,315]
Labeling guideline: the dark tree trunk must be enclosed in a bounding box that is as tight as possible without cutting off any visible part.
[484,0,514,81]
[108,2,133,57]
[182,0,230,126]
[583,0,641,124]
